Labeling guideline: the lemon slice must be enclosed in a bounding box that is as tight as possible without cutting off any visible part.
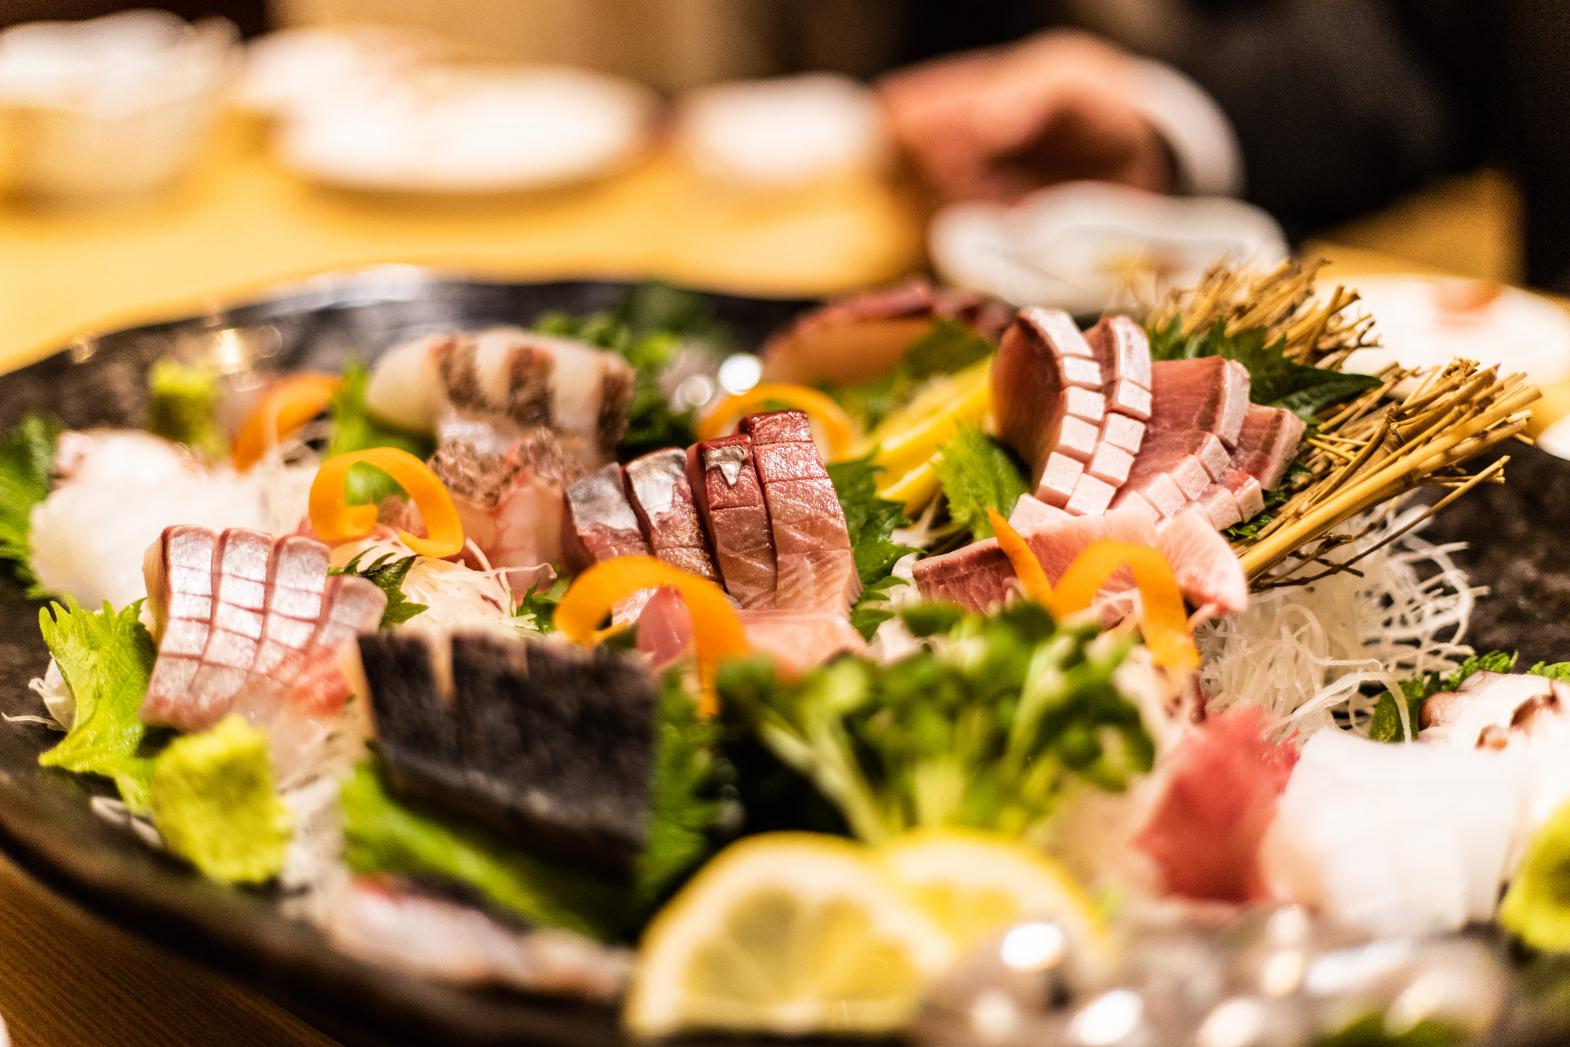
[881,829,1107,961]
[625,833,954,1038]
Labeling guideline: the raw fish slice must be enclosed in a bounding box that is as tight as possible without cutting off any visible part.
[366,327,634,467]
[1134,708,1297,903]
[912,507,1159,612]
[761,279,1013,386]
[1008,494,1069,530]
[992,308,1105,489]
[1196,469,1265,531]
[1262,730,1528,937]
[429,434,569,590]
[141,526,385,731]
[741,410,858,613]
[624,448,719,582]
[1149,358,1250,447]
[562,464,650,571]
[634,587,863,676]
[359,631,660,872]
[1234,404,1307,489]
[687,435,777,609]
[1083,315,1155,419]
[326,877,631,1001]
[1155,508,1248,617]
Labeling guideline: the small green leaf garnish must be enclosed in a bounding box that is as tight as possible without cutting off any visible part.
[331,551,428,628]
[514,575,570,632]
[1371,650,1519,742]
[0,412,63,593]
[933,427,1029,540]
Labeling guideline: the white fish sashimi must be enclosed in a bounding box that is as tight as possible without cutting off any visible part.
[29,430,314,608]
[1261,730,1527,938]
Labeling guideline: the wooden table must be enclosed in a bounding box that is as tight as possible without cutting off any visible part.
[0,127,1553,1047]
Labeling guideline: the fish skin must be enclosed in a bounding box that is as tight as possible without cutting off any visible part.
[141,526,385,731]
[360,631,660,873]
[740,410,858,614]
[687,435,777,609]
[624,448,719,582]
[562,464,650,572]
[429,435,570,590]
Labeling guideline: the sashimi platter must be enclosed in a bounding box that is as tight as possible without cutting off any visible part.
[1,263,1568,1046]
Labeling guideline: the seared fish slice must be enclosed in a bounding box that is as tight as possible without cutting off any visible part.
[624,448,718,582]
[141,526,386,732]
[686,435,777,609]
[562,463,650,571]
[360,631,660,872]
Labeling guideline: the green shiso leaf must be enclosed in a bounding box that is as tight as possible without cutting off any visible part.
[37,599,157,812]
[340,760,624,939]
[327,362,435,506]
[827,455,916,589]
[514,575,570,632]
[933,427,1028,541]
[1371,651,1519,742]
[330,551,427,628]
[149,715,291,885]
[0,412,63,594]
[1147,317,1381,421]
[147,359,226,460]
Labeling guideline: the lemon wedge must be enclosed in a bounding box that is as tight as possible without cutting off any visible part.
[862,361,992,513]
[881,829,1108,961]
[624,833,954,1039]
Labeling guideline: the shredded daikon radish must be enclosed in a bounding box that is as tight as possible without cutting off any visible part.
[1199,500,1479,740]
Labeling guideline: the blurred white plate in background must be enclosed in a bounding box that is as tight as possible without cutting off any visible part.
[929,181,1288,314]
[234,25,438,123]
[278,66,658,194]
[1340,275,1570,388]
[674,73,889,189]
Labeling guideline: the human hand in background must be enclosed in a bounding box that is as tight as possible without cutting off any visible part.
[878,30,1176,203]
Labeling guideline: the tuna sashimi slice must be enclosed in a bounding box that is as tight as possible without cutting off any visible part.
[687,435,777,609]
[562,464,650,571]
[1156,508,1248,617]
[1148,357,1251,448]
[624,448,719,582]
[142,526,385,731]
[741,410,859,614]
[1134,708,1297,903]
[1235,404,1307,490]
[992,308,1106,491]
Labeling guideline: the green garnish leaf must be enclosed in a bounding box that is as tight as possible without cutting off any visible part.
[1312,1013,1469,1047]
[147,359,226,460]
[934,427,1029,540]
[149,715,291,885]
[0,412,63,594]
[327,362,435,506]
[1530,661,1570,681]
[1371,650,1519,742]
[848,574,904,641]
[331,551,427,628]
[635,671,731,908]
[1148,318,1381,420]
[836,319,993,429]
[514,575,570,632]
[37,599,157,811]
[718,601,1151,844]
[828,455,917,589]
[340,760,623,939]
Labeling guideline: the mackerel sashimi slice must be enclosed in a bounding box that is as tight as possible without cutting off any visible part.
[687,434,778,609]
[624,448,719,582]
[141,526,386,731]
[562,463,650,571]
[740,409,859,613]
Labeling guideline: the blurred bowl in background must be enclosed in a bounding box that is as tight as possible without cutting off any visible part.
[0,10,237,200]
[673,73,890,190]
[929,181,1287,313]
[233,24,441,128]
[1340,275,1570,389]
[276,65,658,195]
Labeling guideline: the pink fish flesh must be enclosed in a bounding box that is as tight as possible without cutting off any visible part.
[635,586,863,676]
[327,877,631,1001]
[624,448,719,582]
[687,434,777,609]
[1155,507,1249,617]
[141,526,386,731]
[428,434,569,590]
[740,410,859,613]
[562,463,650,571]
[1234,404,1307,490]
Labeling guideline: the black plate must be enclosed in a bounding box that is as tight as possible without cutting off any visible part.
[0,271,1564,1047]
[0,271,812,1047]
